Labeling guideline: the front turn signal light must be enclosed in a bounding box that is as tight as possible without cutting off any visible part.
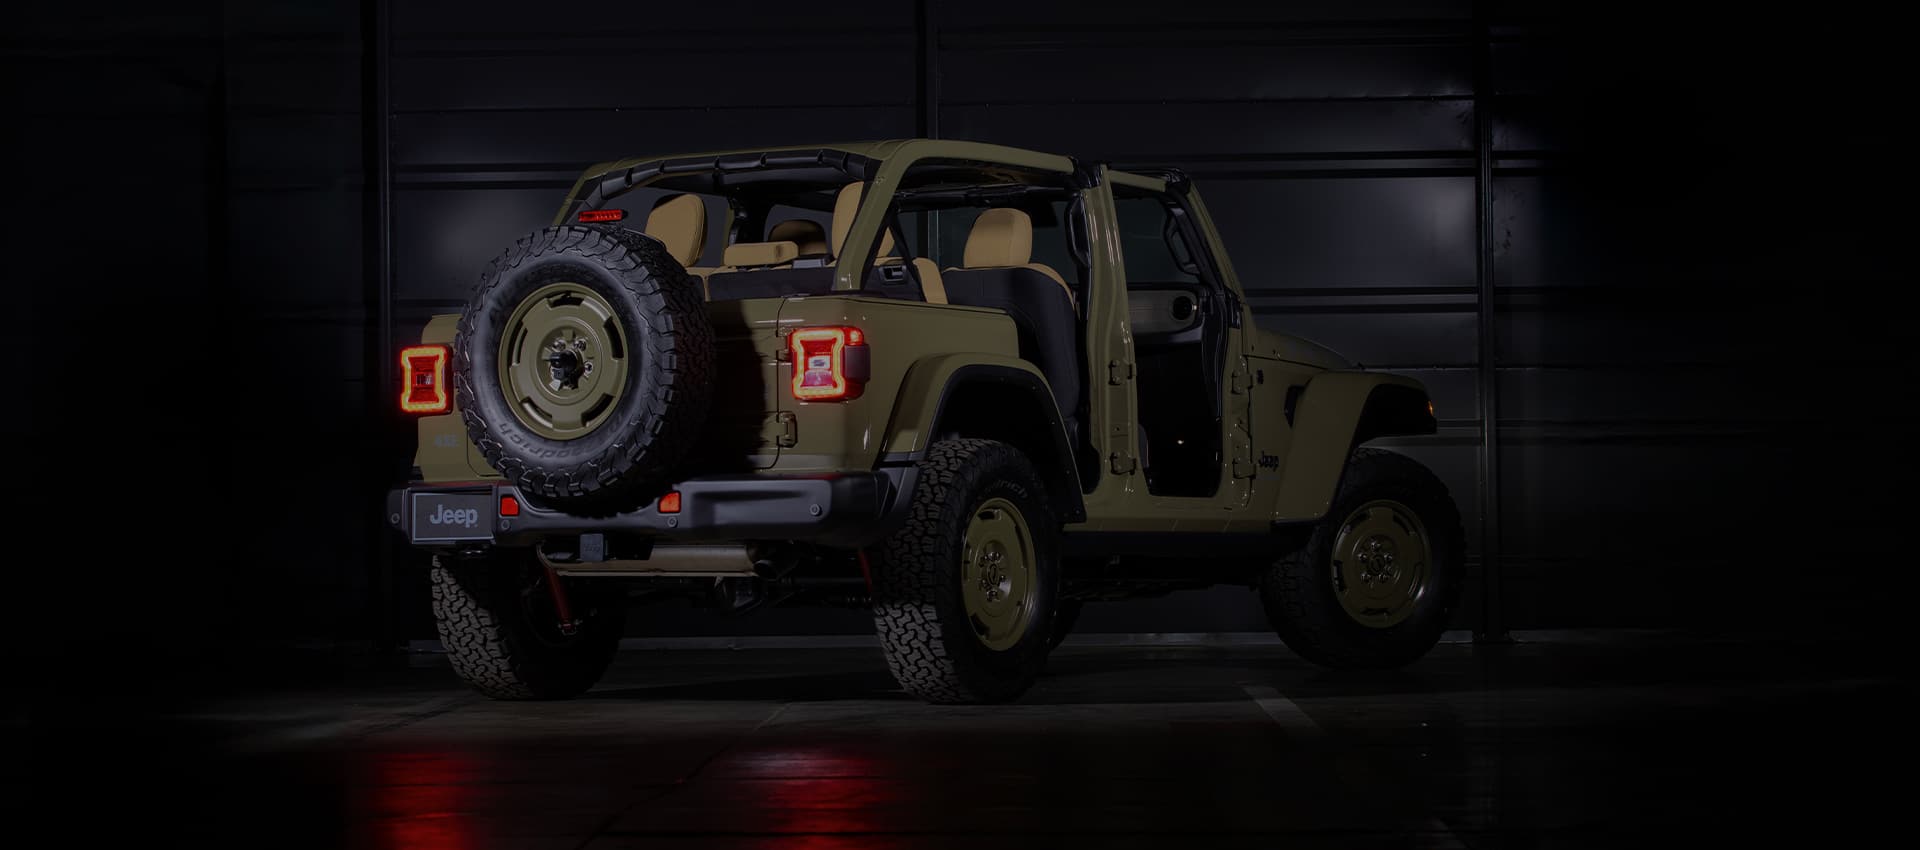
[400,345,451,414]
[789,327,870,401]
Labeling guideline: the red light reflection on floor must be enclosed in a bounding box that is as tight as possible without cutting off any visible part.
[729,746,901,836]
[357,749,479,850]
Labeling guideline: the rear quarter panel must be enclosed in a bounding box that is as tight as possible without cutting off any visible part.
[772,296,1019,472]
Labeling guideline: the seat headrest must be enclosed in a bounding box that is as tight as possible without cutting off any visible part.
[962,208,1034,269]
[645,194,707,267]
[830,182,894,260]
[768,219,829,256]
[722,241,799,268]
[912,258,948,305]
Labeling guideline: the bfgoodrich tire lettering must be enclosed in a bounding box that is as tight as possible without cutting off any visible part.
[1260,448,1465,669]
[454,225,713,510]
[870,439,1060,704]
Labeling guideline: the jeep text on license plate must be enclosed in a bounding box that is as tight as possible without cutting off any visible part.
[410,492,494,543]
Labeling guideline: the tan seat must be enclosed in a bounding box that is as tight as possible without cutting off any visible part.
[942,208,1082,441]
[767,219,829,258]
[645,193,714,296]
[722,241,800,269]
[829,182,895,263]
[912,258,948,305]
[956,208,1072,304]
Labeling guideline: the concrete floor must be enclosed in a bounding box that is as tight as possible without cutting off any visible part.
[18,631,1908,848]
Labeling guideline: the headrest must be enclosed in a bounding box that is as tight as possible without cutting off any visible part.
[912,258,948,305]
[723,241,799,268]
[768,219,829,256]
[962,208,1033,268]
[644,194,707,267]
[830,182,894,260]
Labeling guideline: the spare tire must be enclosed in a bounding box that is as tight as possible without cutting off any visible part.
[453,225,713,509]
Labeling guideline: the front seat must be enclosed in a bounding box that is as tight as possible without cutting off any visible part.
[644,193,712,294]
[941,208,1082,442]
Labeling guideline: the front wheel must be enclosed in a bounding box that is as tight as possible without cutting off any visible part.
[1260,448,1465,669]
[869,439,1060,704]
[431,550,627,699]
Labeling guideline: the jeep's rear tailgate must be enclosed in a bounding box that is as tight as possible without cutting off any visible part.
[693,298,787,469]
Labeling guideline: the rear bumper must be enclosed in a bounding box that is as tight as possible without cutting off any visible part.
[387,469,911,549]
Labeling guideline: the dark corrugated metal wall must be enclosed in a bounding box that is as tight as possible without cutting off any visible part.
[12,2,1899,648]
[379,0,1906,639]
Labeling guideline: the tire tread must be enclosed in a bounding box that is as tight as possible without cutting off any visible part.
[871,439,1055,704]
[1262,448,1466,669]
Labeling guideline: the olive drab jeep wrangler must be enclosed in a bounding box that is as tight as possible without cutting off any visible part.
[389,140,1463,704]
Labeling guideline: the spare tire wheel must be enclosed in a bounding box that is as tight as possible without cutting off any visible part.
[453,225,713,509]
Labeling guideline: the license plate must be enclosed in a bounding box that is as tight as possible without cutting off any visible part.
[410,492,494,543]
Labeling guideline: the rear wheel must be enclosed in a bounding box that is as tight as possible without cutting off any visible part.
[431,550,626,699]
[870,439,1059,704]
[1260,448,1465,669]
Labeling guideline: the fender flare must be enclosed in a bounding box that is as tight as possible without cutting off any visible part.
[879,354,1086,523]
[1271,371,1436,522]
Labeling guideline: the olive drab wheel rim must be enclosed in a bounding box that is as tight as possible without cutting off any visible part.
[497,281,632,440]
[1330,499,1433,628]
[960,497,1038,651]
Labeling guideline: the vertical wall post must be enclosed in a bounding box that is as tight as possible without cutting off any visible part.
[207,1,229,330]
[363,0,395,650]
[915,0,939,255]
[1472,5,1509,643]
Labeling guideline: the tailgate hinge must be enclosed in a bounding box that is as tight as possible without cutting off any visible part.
[775,411,798,448]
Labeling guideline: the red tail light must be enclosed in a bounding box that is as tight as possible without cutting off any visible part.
[577,208,626,223]
[399,345,451,414]
[789,327,869,401]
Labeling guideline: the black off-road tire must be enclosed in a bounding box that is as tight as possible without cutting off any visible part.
[431,550,627,700]
[1260,448,1465,669]
[870,439,1060,704]
[454,225,713,511]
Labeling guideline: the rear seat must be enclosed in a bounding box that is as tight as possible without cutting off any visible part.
[707,183,922,302]
[723,241,799,269]
[768,219,829,261]
[644,193,714,295]
[704,239,821,300]
[828,182,894,265]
